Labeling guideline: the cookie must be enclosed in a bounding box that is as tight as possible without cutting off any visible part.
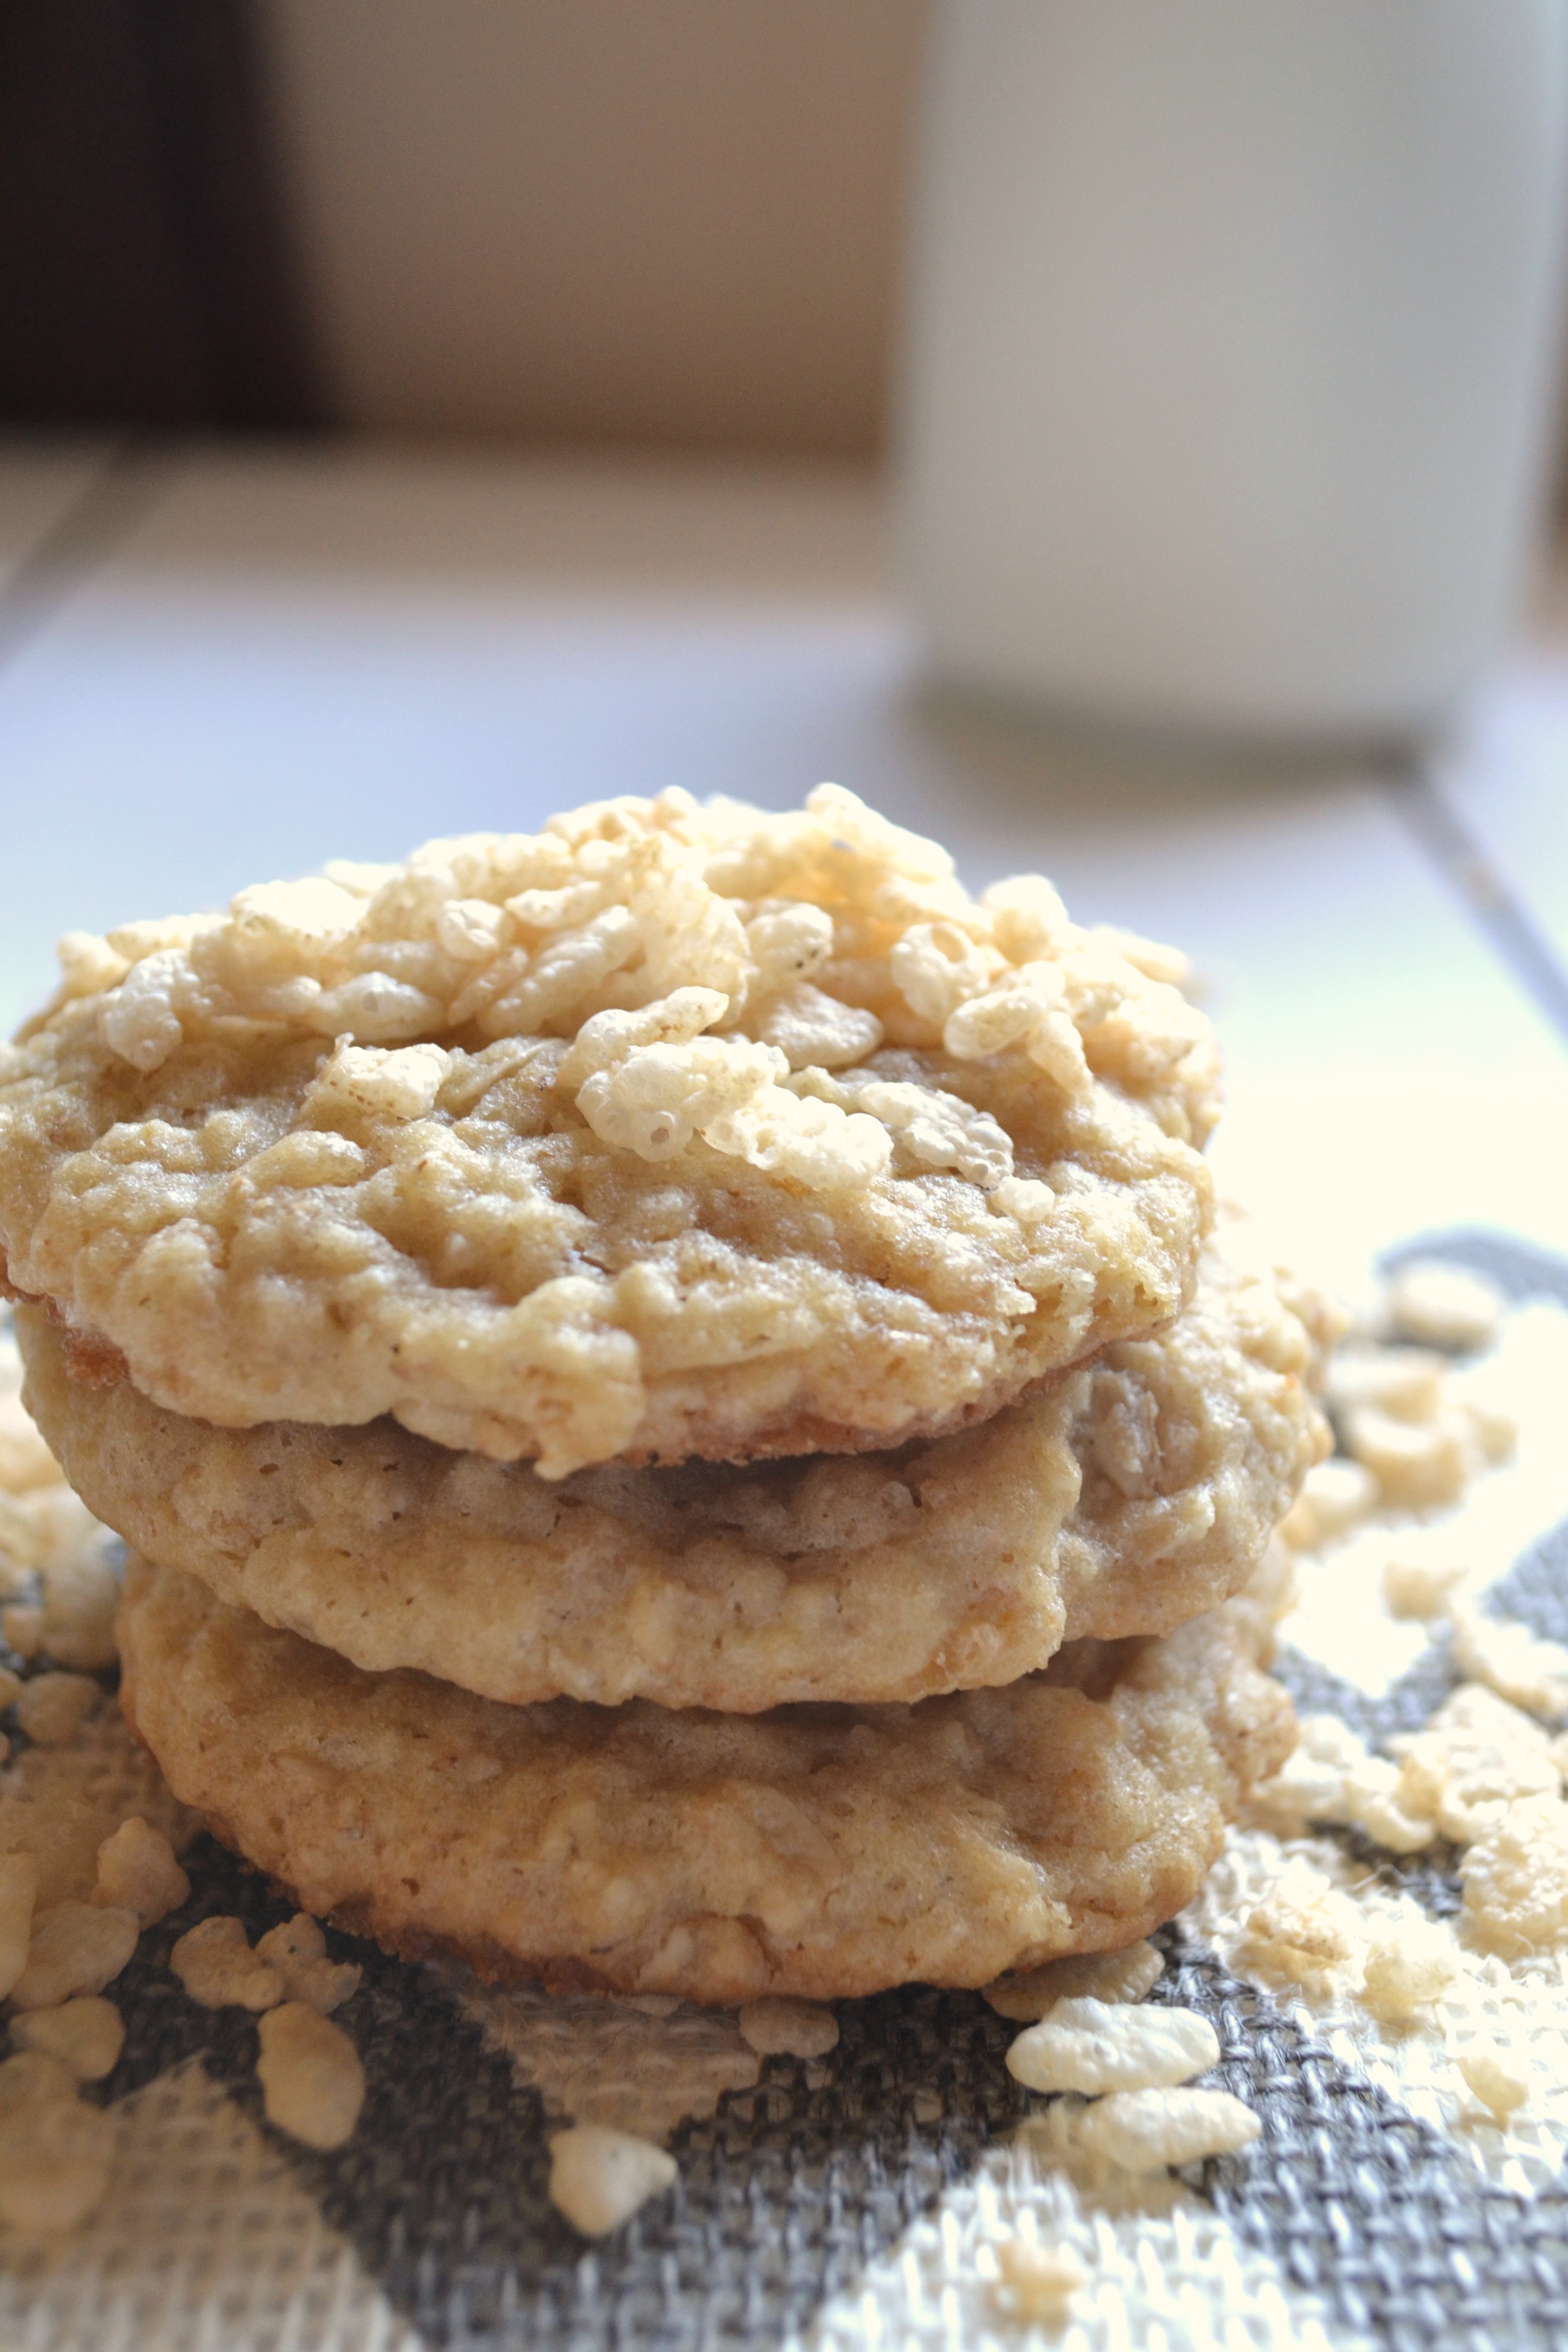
[22,1228,1328,1711]
[0,788,1216,1476]
[117,1558,1293,2004]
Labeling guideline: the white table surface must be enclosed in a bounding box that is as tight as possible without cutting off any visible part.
[3,433,1566,1299]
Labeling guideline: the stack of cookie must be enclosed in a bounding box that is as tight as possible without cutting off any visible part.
[0,788,1321,2005]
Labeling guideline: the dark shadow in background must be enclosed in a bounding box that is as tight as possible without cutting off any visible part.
[0,0,323,430]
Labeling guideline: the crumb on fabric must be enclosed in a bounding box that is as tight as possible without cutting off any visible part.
[1389,1684,1562,1845]
[1075,2087,1260,2173]
[1448,1604,1568,1722]
[990,2236,1087,2324]
[254,1913,362,2015]
[983,1939,1163,2022]
[1455,2038,1531,2117]
[0,2049,116,2233]
[1278,1459,1379,1550]
[93,1817,189,1926]
[2,1606,43,1660]
[736,1996,838,2058]
[11,1901,138,2010]
[1238,1863,1361,1993]
[547,2122,677,2235]
[1358,1920,1456,2023]
[1381,1556,1467,1622]
[1005,1998,1218,2095]
[169,1915,284,2012]
[10,1996,123,2081]
[1460,1792,1568,1957]
[1384,1262,1504,1354]
[255,2001,365,2149]
[0,1849,37,2000]
[14,1673,99,1747]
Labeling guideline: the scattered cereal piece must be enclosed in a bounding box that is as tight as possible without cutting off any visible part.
[39,1555,121,1672]
[1456,2039,1530,2117]
[1384,1262,1503,1354]
[1340,1756,1438,1854]
[1327,1346,1446,1423]
[1460,1792,1568,1956]
[984,1940,1163,2022]
[1450,1604,1568,1721]
[2,1605,43,1659]
[11,1902,138,2010]
[1344,1409,1468,1510]
[547,2122,677,2236]
[1076,2087,1260,2173]
[736,1997,838,2059]
[0,2051,116,2233]
[1006,1997,1219,2095]
[991,2237,1087,2324]
[94,1816,190,1926]
[1391,1684,1562,1843]
[1239,1864,1361,1992]
[1248,1715,1367,1835]
[1451,1381,1518,1465]
[1382,1557,1467,1621]
[10,1997,124,2081]
[169,1915,284,2012]
[1278,1459,1378,1550]
[0,1667,21,1709]
[1358,1920,1456,2022]
[1243,1535,1299,1625]
[14,1672,99,1747]
[256,2002,366,2149]
[0,1850,38,2000]
[254,1914,362,2016]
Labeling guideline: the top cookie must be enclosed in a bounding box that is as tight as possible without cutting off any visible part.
[0,787,1218,1476]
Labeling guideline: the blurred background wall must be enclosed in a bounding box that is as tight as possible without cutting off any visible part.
[0,0,926,457]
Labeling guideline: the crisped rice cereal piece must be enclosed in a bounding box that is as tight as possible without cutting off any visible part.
[1449,1605,1568,1721]
[1075,2087,1260,2173]
[1358,1920,1456,2022]
[1384,1262,1503,1354]
[256,2002,364,2149]
[14,1673,99,1747]
[1004,1997,1217,2093]
[93,1816,190,1925]
[1389,1684,1561,1844]
[0,2051,116,2233]
[1238,1862,1361,1993]
[736,1998,839,2058]
[982,1938,1163,2021]
[1277,1457,1378,1551]
[0,1850,36,1999]
[1460,1793,1568,1956]
[1456,2039,1530,2117]
[170,1915,284,2011]
[991,2239,1087,2323]
[116,1558,1293,2005]
[0,790,1218,1477]
[18,1226,1327,1711]
[254,1913,362,2015]
[11,1901,138,2009]
[548,2122,676,2235]
[10,1997,123,2081]
[1382,1557,1467,1622]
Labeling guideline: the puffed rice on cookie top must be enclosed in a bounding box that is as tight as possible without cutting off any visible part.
[0,788,1218,1477]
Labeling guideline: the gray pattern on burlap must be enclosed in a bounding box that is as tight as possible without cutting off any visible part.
[14,1231,1568,2350]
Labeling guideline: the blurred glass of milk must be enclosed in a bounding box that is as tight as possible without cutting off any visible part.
[896,0,1568,744]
